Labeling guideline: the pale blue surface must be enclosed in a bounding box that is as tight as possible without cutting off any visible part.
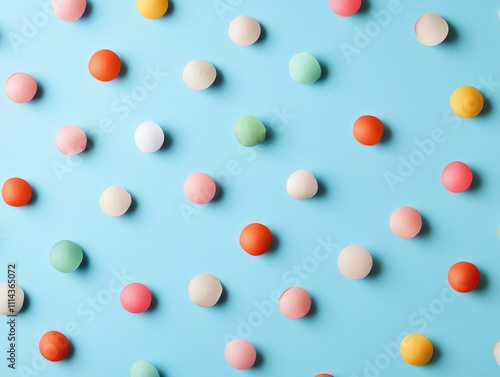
[0,1,499,376]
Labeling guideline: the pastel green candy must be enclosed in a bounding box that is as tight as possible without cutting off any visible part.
[234,115,266,147]
[289,52,322,84]
[129,360,160,377]
[50,240,83,273]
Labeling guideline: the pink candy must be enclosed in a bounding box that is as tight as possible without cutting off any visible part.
[52,0,87,22]
[225,339,256,370]
[329,0,362,16]
[184,172,216,204]
[278,286,312,319]
[5,72,37,103]
[390,206,422,239]
[441,161,473,193]
[120,282,152,314]
[55,126,87,156]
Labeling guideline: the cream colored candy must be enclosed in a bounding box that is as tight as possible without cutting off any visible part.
[99,186,132,217]
[188,273,223,307]
[338,245,373,279]
[0,282,24,316]
[494,341,500,365]
[415,13,449,46]
[228,16,261,46]
[182,60,217,90]
[286,170,318,200]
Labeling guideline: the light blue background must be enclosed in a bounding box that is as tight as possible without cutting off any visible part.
[0,0,499,376]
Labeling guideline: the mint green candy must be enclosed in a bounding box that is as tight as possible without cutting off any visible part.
[50,240,83,273]
[289,52,322,84]
[234,115,266,147]
[130,360,160,377]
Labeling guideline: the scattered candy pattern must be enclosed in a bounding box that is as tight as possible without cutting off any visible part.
[0,2,497,376]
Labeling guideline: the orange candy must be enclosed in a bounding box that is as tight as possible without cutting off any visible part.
[2,177,32,207]
[88,49,121,82]
[353,115,384,146]
[315,374,334,377]
[239,223,273,256]
[448,261,480,293]
[39,331,70,362]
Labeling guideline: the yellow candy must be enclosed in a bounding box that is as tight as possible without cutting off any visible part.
[400,333,433,366]
[450,86,484,118]
[136,0,168,19]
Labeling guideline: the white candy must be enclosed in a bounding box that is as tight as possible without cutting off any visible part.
[189,273,223,308]
[182,60,217,90]
[99,186,132,217]
[228,16,261,46]
[0,283,24,316]
[338,245,373,279]
[135,122,164,153]
[414,13,449,46]
[286,170,318,200]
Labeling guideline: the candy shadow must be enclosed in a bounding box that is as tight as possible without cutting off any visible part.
[306,296,318,319]
[443,21,459,44]
[428,342,441,365]
[166,0,174,16]
[468,170,482,191]
[476,271,488,292]
[211,183,224,203]
[257,24,267,44]
[367,256,382,279]
[148,291,159,312]
[33,83,44,101]
[127,195,138,214]
[29,188,38,205]
[478,97,492,117]
[81,1,93,18]
[358,0,371,14]
[83,134,94,153]
[211,69,224,88]
[118,60,128,78]
[65,342,76,361]
[21,291,30,313]
[262,125,275,144]
[315,177,327,198]
[379,124,392,144]
[268,233,280,254]
[253,350,264,368]
[418,215,431,237]
[315,60,330,83]
[76,252,90,272]
[217,286,229,305]
[158,130,172,151]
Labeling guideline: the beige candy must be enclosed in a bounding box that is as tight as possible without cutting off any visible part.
[415,13,449,46]
[189,273,223,308]
[229,16,261,46]
[0,283,24,316]
[182,60,217,90]
[99,186,132,217]
[338,245,373,279]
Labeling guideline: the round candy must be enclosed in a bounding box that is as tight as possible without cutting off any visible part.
[55,126,87,156]
[338,245,373,279]
[228,16,261,46]
[353,115,384,146]
[289,52,322,84]
[448,261,480,293]
[400,334,433,366]
[99,186,132,216]
[494,341,500,365]
[450,86,484,118]
[120,282,152,313]
[2,178,32,207]
[182,60,217,90]
[188,273,223,308]
[130,359,160,377]
[0,282,24,316]
[278,286,311,319]
[88,49,121,82]
[39,331,70,362]
[389,206,422,239]
[286,169,318,200]
[184,172,216,204]
[52,0,86,21]
[50,240,83,273]
[239,223,273,256]
[136,0,168,19]
[234,115,266,147]
[5,72,37,103]
[329,0,362,16]
[414,13,449,46]
[315,374,334,377]
[225,339,256,370]
[441,161,473,193]
[134,121,164,153]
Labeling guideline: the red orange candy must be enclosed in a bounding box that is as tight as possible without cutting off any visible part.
[315,374,334,377]
[353,115,384,146]
[88,49,121,82]
[2,177,32,206]
[239,223,272,256]
[39,331,70,362]
[448,261,480,293]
